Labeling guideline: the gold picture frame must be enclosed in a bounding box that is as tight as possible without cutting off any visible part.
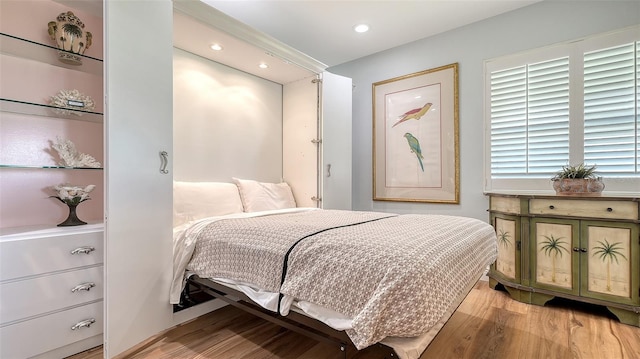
[372,63,459,203]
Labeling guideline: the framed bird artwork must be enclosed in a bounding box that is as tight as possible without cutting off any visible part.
[372,63,459,203]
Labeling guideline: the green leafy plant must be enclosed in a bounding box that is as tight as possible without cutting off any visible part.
[551,163,598,181]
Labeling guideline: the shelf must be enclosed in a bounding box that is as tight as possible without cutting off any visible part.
[0,165,103,170]
[0,33,103,76]
[0,98,103,123]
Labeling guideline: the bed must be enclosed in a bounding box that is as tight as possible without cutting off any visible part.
[170,179,498,359]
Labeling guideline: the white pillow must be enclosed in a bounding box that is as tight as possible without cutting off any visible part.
[232,178,297,212]
[173,181,244,226]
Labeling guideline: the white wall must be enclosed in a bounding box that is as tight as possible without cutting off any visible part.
[329,1,640,221]
[173,48,283,183]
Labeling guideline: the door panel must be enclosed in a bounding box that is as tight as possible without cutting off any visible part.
[320,72,352,210]
[494,216,519,282]
[531,219,579,295]
[104,1,174,357]
[283,76,319,208]
[582,221,638,305]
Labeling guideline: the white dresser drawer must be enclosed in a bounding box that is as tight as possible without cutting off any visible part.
[0,266,103,325]
[529,199,638,220]
[0,301,103,359]
[0,225,103,281]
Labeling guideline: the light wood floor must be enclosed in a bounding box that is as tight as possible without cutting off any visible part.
[69,280,640,359]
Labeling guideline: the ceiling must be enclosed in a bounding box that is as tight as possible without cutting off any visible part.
[57,0,542,85]
[201,0,541,68]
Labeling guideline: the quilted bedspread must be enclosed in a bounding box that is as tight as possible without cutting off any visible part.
[184,209,497,349]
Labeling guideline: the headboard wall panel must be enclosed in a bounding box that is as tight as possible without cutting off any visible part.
[173,48,284,184]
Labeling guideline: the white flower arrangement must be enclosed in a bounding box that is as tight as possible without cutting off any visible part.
[52,184,95,206]
[52,136,101,168]
[49,89,95,116]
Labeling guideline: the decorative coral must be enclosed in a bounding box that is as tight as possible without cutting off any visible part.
[51,136,101,168]
[49,89,95,116]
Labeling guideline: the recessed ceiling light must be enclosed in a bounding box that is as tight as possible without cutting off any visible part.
[259,63,268,69]
[210,44,223,51]
[354,24,369,33]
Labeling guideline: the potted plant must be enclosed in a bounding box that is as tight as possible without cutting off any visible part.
[551,163,604,196]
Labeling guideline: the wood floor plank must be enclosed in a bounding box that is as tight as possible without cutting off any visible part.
[68,280,640,359]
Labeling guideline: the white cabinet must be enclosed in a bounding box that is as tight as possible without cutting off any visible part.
[0,224,104,359]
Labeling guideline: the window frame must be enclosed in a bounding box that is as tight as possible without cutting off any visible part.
[483,25,640,195]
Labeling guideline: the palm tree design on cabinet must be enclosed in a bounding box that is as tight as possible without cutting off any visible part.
[496,228,513,276]
[592,239,627,292]
[540,234,570,283]
[498,229,511,248]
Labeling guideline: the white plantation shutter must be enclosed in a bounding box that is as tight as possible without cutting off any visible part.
[527,58,570,174]
[637,41,640,173]
[485,26,640,193]
[584,43,637,175]
[490,66,527,177]
[490,58,569,178]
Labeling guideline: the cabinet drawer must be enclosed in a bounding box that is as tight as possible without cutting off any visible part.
[530,199,638,220]
[0,266,103,325]
[0,301,103,359]
[490,196,521,214]
[0,226,103,281]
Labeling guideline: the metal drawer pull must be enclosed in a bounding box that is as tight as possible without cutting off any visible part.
[70,246,95,255]
[606,207,613,212]
[71,318,95,330]
[548,205,555,210]
[71,282,96,292]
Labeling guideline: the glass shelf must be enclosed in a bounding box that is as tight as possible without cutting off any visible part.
[0,98,103,123]
[0,33,103,76]
[0,164,103,170]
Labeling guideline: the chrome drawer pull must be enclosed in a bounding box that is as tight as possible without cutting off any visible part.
[71,318,95,330]
[71,282,96,292]
[70,246,95,255]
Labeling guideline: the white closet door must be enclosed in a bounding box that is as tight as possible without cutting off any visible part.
[283,76,319,208]
[104,1,174,357]
[320,72,352,210]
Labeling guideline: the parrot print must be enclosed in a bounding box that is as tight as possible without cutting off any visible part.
[404,132,424,172]
[392,102,432,128]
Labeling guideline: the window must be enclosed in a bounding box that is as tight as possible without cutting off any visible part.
[484,26,640,194]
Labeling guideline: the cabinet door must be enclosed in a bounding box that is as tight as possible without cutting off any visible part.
[104,1,174,357]
[581,221,639,305]
[320,71,352,210]
[492,214,521,283]
[530,218,580,295]
[283,76,319,208]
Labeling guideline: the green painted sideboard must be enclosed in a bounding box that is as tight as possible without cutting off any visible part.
[486,193,640,326]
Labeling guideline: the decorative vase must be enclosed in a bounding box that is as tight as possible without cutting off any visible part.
[47,11,92,65]
[552,177,605,196]
[58,203,87,226]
